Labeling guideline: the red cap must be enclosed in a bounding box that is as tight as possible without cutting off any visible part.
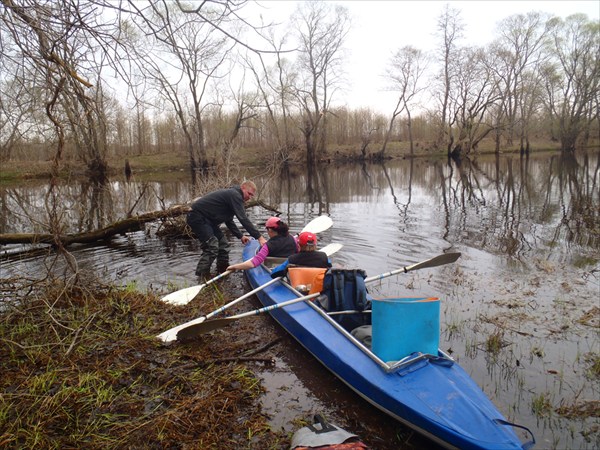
[265,216,281,229]
[298,231,317,246]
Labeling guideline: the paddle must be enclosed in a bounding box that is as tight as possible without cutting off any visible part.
[157,242,343,341]
[318,242,343,256]
[161,270,232,306]
[364,252,461,284]
[175,292,321,340]
[160,215,334,306]
[157,276,283,342]
[300,215,333,234]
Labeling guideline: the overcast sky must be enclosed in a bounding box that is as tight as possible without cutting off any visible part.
[250,1,600,113]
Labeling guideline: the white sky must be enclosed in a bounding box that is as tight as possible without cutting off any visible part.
[250,1,600,113]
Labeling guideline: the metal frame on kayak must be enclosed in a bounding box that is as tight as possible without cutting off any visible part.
[281,279,456,374]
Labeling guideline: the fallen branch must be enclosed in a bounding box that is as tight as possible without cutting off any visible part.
[0,199,281,248]
[242,337,283,357]
[0,204,191,246]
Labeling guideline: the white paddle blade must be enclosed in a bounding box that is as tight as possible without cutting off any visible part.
[321,243,343,256]
[157,315,207,342]
[301,215,333,234]
[160,270,233,306]
[161,285,202,305]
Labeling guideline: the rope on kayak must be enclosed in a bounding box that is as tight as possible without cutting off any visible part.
[493,418,536,450]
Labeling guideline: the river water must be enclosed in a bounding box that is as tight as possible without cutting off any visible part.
[1,151,599,449]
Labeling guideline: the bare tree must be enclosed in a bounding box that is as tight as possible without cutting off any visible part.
[544,13,599,153]
[0,0,125,179]
[433,4,464,155]
[380,45,427,158]
[124,1,234,174]
[0,55,40,162]
[211,67,260,176]
[489,12,550,153]
[449,46,500,158]
[291,1,350,167]
[244,27,300,165]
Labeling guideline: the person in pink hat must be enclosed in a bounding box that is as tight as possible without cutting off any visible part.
[227,216,299,272]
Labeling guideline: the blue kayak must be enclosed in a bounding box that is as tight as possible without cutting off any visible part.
[242,240,534,450]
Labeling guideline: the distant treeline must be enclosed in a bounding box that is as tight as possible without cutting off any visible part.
[1,1,598,177]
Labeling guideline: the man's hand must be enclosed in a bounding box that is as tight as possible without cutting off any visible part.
[241,235,250,244]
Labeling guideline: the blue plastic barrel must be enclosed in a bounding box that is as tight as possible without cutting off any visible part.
[371,297,440,362]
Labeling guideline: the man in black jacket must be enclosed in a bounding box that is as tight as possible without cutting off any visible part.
[187,181,267,277]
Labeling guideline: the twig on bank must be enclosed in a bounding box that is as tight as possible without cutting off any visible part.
[242,337,283,357]
[66,312,98,356]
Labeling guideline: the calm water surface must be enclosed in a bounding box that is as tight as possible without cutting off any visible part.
[1,151,599,449]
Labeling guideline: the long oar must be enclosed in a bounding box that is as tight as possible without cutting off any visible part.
[157,242,343,341]
[160,215,333,306]
[364,252,461,284]
[157,276,284,342]
[160,249,455,342]
[175,293,321,341]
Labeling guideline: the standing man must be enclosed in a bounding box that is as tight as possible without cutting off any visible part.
[187,180,267,278]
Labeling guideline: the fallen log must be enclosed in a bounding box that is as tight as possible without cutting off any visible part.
[0,204,191,247]
[0,200,280,247]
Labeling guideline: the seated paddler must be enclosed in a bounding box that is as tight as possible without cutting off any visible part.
[270,231,332,290]
[227,217,299,272]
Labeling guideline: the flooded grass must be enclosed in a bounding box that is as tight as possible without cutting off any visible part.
[439,259,600,448]
[585,352,600,378]
[532,392,554,417]
[484,331,506,356]
[0,275,287,449]
[2,151,598,448]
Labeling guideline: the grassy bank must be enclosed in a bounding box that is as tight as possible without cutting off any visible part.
[0,275,287,449]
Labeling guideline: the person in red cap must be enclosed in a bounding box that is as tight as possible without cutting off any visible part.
[270,230,331,278]
[227,216,299,272]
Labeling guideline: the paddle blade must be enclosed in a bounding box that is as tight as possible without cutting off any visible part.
[176,317,233,340]
[157,316,207,342]
[161,285,202,305]
[365,252,462,284]
[406,252,461,272]
[321,243,343,256]
[160,270,233,306]
[301,215,333,234]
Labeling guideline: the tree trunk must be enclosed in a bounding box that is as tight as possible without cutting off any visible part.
[0,205,192,247]
[407,109,414,155]
[0,199,279,248]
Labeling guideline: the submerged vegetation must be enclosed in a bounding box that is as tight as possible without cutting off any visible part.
[0,275,286,449]
[531,392,554,417]
[484,331,506,356]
